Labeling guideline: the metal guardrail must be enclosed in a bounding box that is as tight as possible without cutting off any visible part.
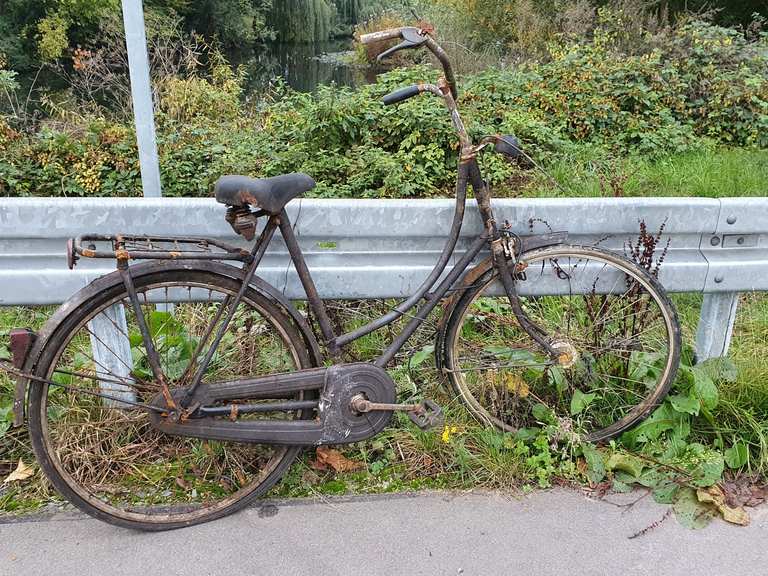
[1,197,766,359]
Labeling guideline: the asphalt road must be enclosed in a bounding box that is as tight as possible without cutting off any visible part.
[2,489,766,576]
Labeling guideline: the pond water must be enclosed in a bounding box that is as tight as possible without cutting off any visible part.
[9,38,375,119]
[229,38,378,94]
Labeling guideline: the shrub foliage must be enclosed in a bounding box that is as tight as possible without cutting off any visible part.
[1,19,766,198]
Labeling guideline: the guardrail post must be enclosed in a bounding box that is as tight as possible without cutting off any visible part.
[87,3,161,403]
[88,303,136,406]
[695,293,739,361]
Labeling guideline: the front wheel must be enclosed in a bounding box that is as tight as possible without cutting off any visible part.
[28,267,314,530]
[441,245,681,443]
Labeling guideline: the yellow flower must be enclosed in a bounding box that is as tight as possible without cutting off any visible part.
[441,425,459,444]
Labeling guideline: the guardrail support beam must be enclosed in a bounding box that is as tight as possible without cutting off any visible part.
[88,303,136,406]
[695,292,739,361]
[121,0,162,198]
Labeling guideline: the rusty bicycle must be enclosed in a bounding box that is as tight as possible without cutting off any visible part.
[3,27,680,530]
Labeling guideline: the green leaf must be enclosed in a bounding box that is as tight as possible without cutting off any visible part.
[408,344,434,368]
[673,487,716,530]
[623,403,684,446]
[692,369,719,411]
[484,348,546,375]
[606,453,644,478]
[570,389,597,416]
[691,449,725,488]
[582,443,606,484]
[611,479,633,493]
[532,403,555,424]
[669,394,700,416]
[148,310,177,339]
[628,351,662,384]
[514,427,541,443]
[548,366,567,393]
[724,442,749,469]
[695,357,738,384]
[652,482,679,504]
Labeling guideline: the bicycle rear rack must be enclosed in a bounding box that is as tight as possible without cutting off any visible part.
[68,234,251,269]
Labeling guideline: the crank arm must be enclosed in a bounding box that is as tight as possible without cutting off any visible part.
[349,396,422,413]
[350,396,444,431]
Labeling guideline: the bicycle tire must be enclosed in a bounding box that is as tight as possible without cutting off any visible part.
[28,267,314,530]
[440,245,681,443]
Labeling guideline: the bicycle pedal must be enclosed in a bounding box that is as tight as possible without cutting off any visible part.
[408,400,443,431]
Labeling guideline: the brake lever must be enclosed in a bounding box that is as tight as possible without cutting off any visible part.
[376,27,428,62]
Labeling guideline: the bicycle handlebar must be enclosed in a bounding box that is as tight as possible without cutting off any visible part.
[359,28,404,45]
[382,85,423,106]
[359,26,458,101]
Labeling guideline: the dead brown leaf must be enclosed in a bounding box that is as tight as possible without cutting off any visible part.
[3,459,34,484]
[722,475,768,508]
[301,469,322,485]
[310,446,364,473]
[697,485,750,526]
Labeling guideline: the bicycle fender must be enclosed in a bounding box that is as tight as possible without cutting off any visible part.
[12,260,323,425]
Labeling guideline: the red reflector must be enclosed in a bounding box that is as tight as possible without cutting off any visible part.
[9,328,36,369]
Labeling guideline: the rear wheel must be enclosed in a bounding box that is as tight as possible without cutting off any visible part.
[442,245,680,442]
[28,268,313,530]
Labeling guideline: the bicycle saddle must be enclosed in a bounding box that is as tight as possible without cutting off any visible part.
[214,173,315,214]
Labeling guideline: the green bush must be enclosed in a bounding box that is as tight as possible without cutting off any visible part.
[1,19,765,198]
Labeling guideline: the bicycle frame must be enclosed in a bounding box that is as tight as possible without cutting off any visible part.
[58,28,566,410]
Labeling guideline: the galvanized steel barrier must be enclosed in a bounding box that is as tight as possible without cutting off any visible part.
[1,196,766,360]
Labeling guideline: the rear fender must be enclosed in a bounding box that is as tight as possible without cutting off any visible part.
[10,329,37,426]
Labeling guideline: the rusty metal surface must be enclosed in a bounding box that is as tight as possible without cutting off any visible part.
[9,328,36,426]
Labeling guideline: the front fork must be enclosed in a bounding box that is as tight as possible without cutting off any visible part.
[466,159,559,360]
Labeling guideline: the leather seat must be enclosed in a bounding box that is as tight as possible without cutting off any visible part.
[214,173,315,214]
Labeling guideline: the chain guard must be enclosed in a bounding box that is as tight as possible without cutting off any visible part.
[149,363,395,446]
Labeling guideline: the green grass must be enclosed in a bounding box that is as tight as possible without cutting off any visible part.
[521,148,768,198]
[268,291,768,506]
[5,291,766,513]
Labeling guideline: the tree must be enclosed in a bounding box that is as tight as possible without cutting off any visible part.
[174,0,273,46]
[268,0,335,43]
[0,0,117,68]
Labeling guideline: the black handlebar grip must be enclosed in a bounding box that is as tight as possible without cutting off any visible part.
[382,85,422,106]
